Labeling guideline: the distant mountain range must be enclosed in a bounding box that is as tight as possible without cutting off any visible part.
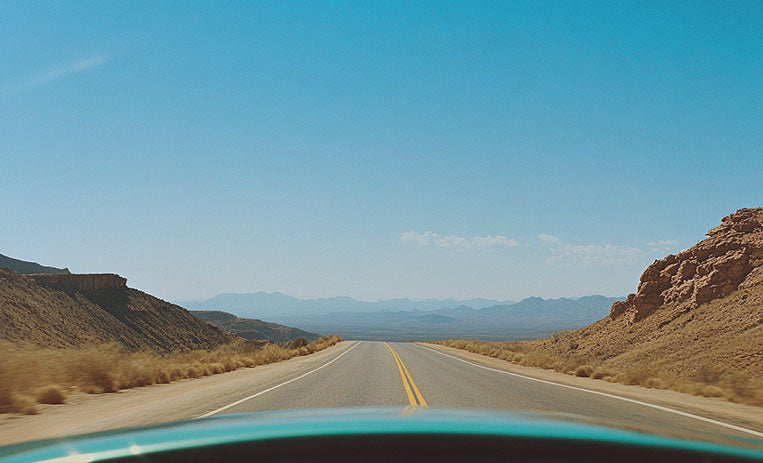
[190,310,319,343]
[186,292,514,319]
[188,292,623,341]
[1,252,623,343]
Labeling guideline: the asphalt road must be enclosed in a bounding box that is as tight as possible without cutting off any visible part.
[201,341,761,439]
[1,340,761,445]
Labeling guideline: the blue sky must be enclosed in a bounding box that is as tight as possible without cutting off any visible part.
[1,1,761,302]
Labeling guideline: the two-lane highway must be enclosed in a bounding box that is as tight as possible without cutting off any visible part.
[198,340,422,415]
[199,341,762,440]
[2,340,761,445]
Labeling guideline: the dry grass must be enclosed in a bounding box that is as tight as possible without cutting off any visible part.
[429,338,763,406]
[428,279,763,407]
[591,367,615,380]
[0,335,342,415]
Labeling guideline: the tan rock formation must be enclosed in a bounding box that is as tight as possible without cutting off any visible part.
[610,207,763,322]
[29,273,127,292]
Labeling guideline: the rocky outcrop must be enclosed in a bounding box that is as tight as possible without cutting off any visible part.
[1,268,236,352]
[29,273,127,292]
[610,208,763,323]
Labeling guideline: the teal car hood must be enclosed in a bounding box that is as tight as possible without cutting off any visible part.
[0,407,761,462]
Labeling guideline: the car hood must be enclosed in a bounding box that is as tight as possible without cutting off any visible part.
[0,407,761,462]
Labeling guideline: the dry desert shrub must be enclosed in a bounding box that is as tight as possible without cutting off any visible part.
[643,377,664,389]
[700,385,724,398]
[11,395,37,415]
[591,368,615,380]
[0,335,342,415]
[518,352,557,369]
[618,364,658,386]
[574,365,594,377]
[717,372,763,404]
[290,338,308,349]
[552,356,593,374]
[35,385,66,404]
[446,339,468,350]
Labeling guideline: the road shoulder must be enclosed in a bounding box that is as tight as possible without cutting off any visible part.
[0,341,357,445]
[415,342,763,433]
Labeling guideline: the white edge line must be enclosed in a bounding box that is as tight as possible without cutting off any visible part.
[196,341,362,419]
[415,343,763,439]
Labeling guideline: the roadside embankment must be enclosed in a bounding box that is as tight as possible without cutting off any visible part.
[419,342,763,435]
[0,335,342,415]
[428,336,762,407]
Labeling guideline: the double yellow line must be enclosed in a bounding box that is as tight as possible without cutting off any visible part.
[384,342,428,407]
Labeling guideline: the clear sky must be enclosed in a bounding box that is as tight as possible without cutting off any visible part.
[1,1,761,302]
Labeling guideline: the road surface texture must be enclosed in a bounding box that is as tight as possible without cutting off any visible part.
[1,341,761,445]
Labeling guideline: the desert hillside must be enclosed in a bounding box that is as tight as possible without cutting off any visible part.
[0,268,236,352]
[0,253,70,274]
[435,208,763,404]
[541,208,762,379]
[191,310,319,343]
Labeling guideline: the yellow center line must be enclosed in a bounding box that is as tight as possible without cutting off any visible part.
[384,342,428,407]
[384,342,416,406]
[394,348,429,407]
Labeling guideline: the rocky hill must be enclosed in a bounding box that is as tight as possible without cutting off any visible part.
[535,208,762,398]
[435,208,762,405]
[29,273,127,292]
[190,310,319,343]
[610,208,761,323]
[0,268,236,352]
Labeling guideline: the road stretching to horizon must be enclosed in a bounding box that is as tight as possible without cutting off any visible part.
[1,341,761,445]
[196,341,762,438]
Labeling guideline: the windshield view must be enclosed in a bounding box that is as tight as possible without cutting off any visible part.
[1,2,761,462]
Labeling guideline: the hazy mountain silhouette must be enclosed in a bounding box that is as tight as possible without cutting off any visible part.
[190,310,319,343]
[189,292,621,341]
[188,292,513,319]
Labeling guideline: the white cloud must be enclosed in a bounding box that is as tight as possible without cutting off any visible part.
[539,234,645,266]
[3,55,109,96]
[401,231,518,249]
[539,233,561,245]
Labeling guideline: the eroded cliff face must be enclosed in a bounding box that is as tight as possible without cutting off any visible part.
[29,273,127,292]
[610,208,763,323]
